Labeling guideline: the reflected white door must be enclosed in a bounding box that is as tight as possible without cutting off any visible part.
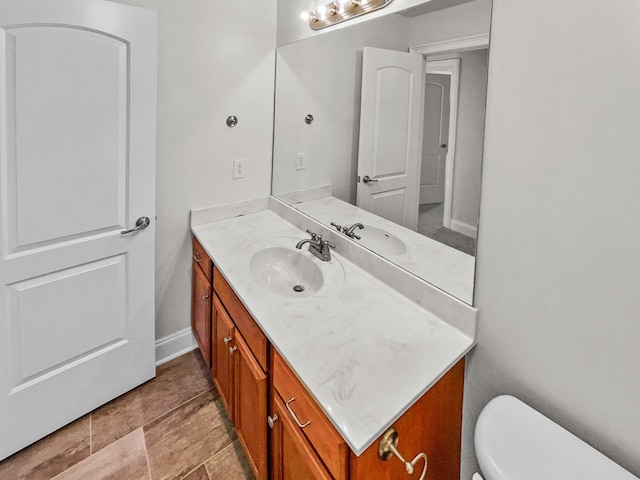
[0,0,157,459]
[420,73,450,205]
[356,47,424,230]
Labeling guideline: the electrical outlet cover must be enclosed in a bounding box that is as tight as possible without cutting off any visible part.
[296,152,306,170]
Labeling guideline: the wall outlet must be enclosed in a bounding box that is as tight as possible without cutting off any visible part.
[295,152,306,170]
[233,159,246,179]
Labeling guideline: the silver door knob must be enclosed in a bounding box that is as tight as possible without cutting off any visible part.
[441,143,447,148]
[121,216,150,235]
[362,175,378,184]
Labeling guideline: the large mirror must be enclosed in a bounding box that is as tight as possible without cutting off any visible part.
[272,0,492,304]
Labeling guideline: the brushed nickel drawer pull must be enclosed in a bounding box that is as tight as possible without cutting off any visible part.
[229,345,238,355]
[285,397,310,428]
[202,295,209,300]
[223,336,233,345]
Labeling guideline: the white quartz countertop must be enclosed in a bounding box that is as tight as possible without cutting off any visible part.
[192,210,474,455]
[288,195,475,304]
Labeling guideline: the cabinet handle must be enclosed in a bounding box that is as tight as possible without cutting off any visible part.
[285,398,310,428]
[267,414,279,428]
[223,336,233,345]
[192,254,202,262]
[229,345,238,355]
[202,294,209,300]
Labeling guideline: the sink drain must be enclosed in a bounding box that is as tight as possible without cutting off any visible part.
[292,285,305,293]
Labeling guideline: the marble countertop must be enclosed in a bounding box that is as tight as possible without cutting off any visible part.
[283,195,475,304]
[192,209,474,455]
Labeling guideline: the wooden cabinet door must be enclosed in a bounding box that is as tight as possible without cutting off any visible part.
[192,261,212,367]
[234,333,268,480]
[212,295,234,419]
[270,394,333,480]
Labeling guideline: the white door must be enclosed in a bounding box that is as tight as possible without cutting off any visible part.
[420,73,450,204]
[0,0,157,459]
[356,47,424,230]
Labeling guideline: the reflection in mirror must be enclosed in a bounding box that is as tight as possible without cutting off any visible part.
[272,0,492,304]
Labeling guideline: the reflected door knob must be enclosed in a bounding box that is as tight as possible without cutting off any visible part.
[362,175,378,184]
[440,143,447,148]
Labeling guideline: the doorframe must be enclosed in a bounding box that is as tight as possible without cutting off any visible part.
[424,59,459,229]
[410,34,489,229]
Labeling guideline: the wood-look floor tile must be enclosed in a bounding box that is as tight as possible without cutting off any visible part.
[92,350,213,452]
[51,428,149,480]
[0,415,90,480]
[144,390,235,480]
[205,440,254,480]
[182,465,210,480]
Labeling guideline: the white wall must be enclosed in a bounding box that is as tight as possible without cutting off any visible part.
[408,0,491,46]
[465,0,640,477]
[450,49,487,229]
[110,0,276,340]
[272,14,411,204]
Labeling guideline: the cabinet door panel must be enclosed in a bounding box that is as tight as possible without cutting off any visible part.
[235,333,268,480]
[271,394,333,480]
[191,261,211,367]
[212,294,234,420]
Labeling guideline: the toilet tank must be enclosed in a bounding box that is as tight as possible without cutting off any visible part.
[474,395,639,480]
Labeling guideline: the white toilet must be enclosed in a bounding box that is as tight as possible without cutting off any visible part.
[473,395,639,480]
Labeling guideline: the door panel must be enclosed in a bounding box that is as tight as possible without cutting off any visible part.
[7,256,126,384]
[192,263,212,368]
[0,0,157,460]
[213,295,235,420]
[357,47,424,231]
[370,189,407,226]
[372,68,411,177]
[234,333,267,480]
[9,26,127,248]
[420,74,450,205]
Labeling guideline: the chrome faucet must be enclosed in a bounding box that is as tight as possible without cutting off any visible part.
[331,221,364,240]
[344,223,364,239]
[296,229,335,262]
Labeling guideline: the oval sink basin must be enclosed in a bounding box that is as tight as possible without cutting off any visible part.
[249,246,324,297]
[355,225,407,256]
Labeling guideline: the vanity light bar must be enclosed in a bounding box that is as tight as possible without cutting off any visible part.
[302,0,394,31]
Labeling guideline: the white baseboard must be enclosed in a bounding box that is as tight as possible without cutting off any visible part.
[450,219,478,239]
[155,327,198,366]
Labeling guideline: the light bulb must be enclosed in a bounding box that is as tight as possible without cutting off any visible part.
[300,11,310,21]
[316,4,328,19]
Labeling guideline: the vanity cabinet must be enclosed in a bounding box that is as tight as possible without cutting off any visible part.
[212,266,268,480]
[192,238,465,480]
[270,348,464,480]
[191,238,212,367]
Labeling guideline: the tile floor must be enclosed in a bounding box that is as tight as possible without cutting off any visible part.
[0,351,254,480]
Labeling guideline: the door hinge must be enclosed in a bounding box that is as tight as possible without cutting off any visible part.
[357,175,361,183]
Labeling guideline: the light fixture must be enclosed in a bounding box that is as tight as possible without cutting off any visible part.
[301,0,393,30]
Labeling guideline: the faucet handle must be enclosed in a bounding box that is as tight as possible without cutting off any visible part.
[330,222,344,232]
[305,228,319,241]
[321,239,335,249]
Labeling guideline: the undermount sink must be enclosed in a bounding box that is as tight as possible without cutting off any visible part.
[245,238,345,297]
[356,225,407,256]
